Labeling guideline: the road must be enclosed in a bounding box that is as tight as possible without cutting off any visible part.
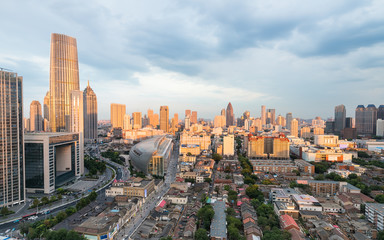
[116,141,179,240]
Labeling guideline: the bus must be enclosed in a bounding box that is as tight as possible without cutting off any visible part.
[22,212,37,219]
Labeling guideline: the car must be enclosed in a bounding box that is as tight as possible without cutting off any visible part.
[5,229,10,234]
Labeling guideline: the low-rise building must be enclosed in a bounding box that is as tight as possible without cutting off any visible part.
[106,178,155,198]
[250,160,298,174]
[294,159,315,174]
[366,203,384,231]
[210,201,227,240]
[292,194,322,212]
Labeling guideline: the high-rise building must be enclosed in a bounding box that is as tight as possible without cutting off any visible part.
[160,106,169,132]
[30,100,43,132]
[345,117,353,128]
[148,109,154,127]
[214,115,226,128]
[123,114,132,130]
[312,116,325,128]
[377,119,384,137]
[110,103,126,129]
[0,70,25,207]
[286,113,293,130]
[185,116,190,130]
[49,33,80,132]
[356,105,378,136]
[133,112,142,129]
[191,111,197,124]
[70,90,84,174]
[153,113,159,127]
[247,135,289,159]
[334,104,346,133]
[185,110,191,118]
[223,135,235,156]
[221,109,225,116]
[378,105,384,120]
[290,119,298,137]
[276,115,285,126]
[266,109,276,125]
[261,105,266,126]
[226,102,234,127]
[300,127,311,139]
[83,81,97,141]
[43,91,50,121]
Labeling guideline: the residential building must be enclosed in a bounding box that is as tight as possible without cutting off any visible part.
[70,90,84,169]
[191,111,197,124]
[250,160,297,173]
[314,135,339,147]
[290,119,298,137]
[292,194,322,212]
[49,33,80,132]
[300,127,310,139]
[266,109,276,125]
[0,70,25,207]
[247,135,290,159]
[111,103,126,129]
[261,106,266,126]
[294,160,315,174]
[223,135,235,156]
[366,203,384,231]
[106,178,155,198]
[133,112,142,130]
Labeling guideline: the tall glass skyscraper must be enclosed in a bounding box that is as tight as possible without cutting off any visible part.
[49,33,80,132]
[226,102,234,127]
[83,81,98,141]
[0,70,25,207]
[334,104,346,133]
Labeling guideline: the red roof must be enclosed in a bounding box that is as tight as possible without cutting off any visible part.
[280,214,300,231]
[158,200,166,208]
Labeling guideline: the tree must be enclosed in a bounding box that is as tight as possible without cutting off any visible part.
[41,196,49,205]
[33,198,40,207]
[160,237,172,240]
[375,195,384,203]
[226,207,236,217]
[56,211,67,223]
[224,185,231,191]
[261,179,274,185]
[204,178,212,183]
[314,174,325,180]
[195,228,209,240]
[1,207,9,215]
[212,153,223,162]
[246,185,263,199]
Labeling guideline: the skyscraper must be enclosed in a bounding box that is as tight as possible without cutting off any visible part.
[83,81,98,141]
[70,90,84,175]
[221,108,225,116]
[356,104,377,136]
[123,114,132,130]
[286,113,293,130]
[133,112,142,129]
[261,105,266,126]
[43,91,49,121]
[266,109,276,125]
[290,119,298,137]
[160,106,169,132]
[334,104,346,133]
[110,103,126,129]
[49,33,80,132]
[30,100,43,132]
[153,113,159,127]
[185,109,191,118]
[226,102,234,127]
[191,111,197,124]
[0,70,25,207]
[378,105,384,120]
[147,109,154,127]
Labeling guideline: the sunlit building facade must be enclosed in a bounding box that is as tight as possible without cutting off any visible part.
[30,100,43,132]
[83,81,98,141]
[110,103,126,129]
[160,106,169,132]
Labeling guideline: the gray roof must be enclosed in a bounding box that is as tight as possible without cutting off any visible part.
[366,203,384,215]
[210,201,227,238]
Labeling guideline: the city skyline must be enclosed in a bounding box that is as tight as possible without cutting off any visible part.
[1,1,384,120]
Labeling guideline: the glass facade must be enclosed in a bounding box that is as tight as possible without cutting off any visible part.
[0,70,24,207]
[25,143,44,189]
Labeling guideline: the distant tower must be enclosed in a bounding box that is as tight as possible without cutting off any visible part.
[147,109,154,127]
[49,33,80,132]
[261,105,266,126]
[221,109,225,116]
[83,81,98,141]
[43,91,50,121]
[0,70,25,207]
[160,106,169,132]
[133,112,142,129]
[356,105,377,136]
[226,102,234,127]
[191,111,197,124]
[110,103,126,129]
[70,90,84,175]
[378,105,384,120]
[286,113,293,130]
[266,109,276,125]
[123,114,132,130]
[153,113,159,127]
[334,104,346,133]
[290,119,298,137]
[185,110,191,118]
[30,100,43,132]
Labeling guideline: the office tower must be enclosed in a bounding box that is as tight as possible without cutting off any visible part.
[266,109,276,125]
[153,113,159,127]
[345,117,353,128]
[334,104,346,133]
[174,113,179,126]
[226,102,234,127]
[377,119,384,137]
[290,119,298,137]
[286,113,293,130]
[110,103,126,129]
[142,115,149,127]
[356,105,378,135]
[43,91,49,121]
[325,121,335,134]
[378,105,384,120]
[83,81,98,141]
[261,105,266,126]
[221,109,225,116]
[147,109,154,126]
[185,116,190,130]
[0,70,25,207]
[30,100,43,132]
[123,114,132,130]
[185,110,191,117]
[160,106,169,132]
[49,33,80,132]
[191,111,197,124]
[70,90,84,175]
[132,112,142,129]
[276,115,285,126]
[252,118,262,132]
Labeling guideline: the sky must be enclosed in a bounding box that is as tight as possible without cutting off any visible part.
[1,0,384,120]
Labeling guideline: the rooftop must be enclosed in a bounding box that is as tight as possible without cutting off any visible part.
[366,203,384,215]
[210,201,227,238]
